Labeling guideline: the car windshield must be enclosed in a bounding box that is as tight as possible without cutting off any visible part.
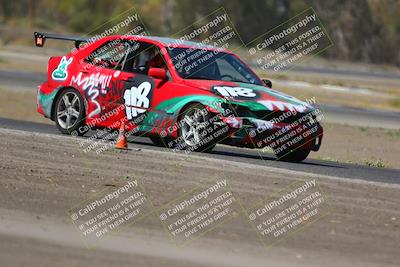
[168,47,263,85]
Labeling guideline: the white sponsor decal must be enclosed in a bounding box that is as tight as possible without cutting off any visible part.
[113,71,121,78]
[253,118,274,130]
[214,86,256,98]
[259,100,307,112]
[70,72,113,117]
[124,81,151,119]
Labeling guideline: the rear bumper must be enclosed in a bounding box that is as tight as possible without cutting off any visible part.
[221,116,323,152]
[37,82,59,119]
[37,84,45,117]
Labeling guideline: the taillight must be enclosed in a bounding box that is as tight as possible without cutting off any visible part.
[48,56,53,75]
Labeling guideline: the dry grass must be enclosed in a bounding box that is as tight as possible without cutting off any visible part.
[311,123,400,169]
[276,85,398,111]
[256,68,400,112]
[0,88,50,123]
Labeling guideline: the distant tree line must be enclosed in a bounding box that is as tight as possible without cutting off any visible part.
[1,0,399,66]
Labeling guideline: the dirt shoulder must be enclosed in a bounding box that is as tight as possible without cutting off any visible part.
[309,123,400,168]
[0,128,399,266]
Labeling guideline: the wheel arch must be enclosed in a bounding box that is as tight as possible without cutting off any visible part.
[167,95,225,122]
[177,101,202,120]
[50,86,86,121]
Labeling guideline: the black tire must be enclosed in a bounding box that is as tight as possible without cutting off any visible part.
[54,88,87,136]
[174,103,221,153]
[275,148,310,162]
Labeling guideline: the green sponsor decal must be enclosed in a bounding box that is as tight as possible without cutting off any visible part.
[154,95,223,114]
[236,82,313,108]
[52,56,73,81]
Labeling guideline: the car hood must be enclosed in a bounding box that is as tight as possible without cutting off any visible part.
[182,79,314,113]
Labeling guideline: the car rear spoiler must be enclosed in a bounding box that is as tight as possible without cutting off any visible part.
[34,32,90,49]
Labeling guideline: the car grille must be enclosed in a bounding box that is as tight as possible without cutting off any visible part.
[251,110,308,124]
[223,103,311,124]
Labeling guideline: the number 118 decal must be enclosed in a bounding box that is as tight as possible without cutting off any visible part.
[212,86,258,100]
[124,78,153,120]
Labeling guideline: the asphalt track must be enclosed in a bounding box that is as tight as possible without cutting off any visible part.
[1,117,399,185]
[0,69,45,89]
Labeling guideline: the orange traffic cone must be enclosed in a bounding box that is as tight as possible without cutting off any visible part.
[115,121,128,150]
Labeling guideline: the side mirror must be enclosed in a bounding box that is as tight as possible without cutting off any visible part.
[149,67,167,80]
[263,79,272,88]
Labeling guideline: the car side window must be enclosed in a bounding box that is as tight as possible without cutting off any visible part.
[84,40,131,70]
[125,42,168,75]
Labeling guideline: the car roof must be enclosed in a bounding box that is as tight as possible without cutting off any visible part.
[142,36,207,47]
[126,35,228,52]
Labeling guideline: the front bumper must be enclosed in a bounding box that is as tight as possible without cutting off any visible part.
[220,116,323,152]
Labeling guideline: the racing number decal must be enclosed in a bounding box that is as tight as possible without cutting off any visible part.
[124,78,153,120]
[213,86,257,99]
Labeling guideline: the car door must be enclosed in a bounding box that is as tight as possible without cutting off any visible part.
[111,41,174,132]
[76,39,134,128]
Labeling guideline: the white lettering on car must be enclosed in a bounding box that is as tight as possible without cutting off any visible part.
[124,81,151,120]
[70,72,113,118]
[258,100,307,112]
[213,86,256,98]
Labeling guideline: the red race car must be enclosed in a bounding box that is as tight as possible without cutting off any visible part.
[34,32,323,162]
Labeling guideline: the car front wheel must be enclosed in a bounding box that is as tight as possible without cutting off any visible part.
[176,103,217,153]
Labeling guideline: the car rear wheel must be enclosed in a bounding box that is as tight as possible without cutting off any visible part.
[275,148,310,162]
[54,88,87,136]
